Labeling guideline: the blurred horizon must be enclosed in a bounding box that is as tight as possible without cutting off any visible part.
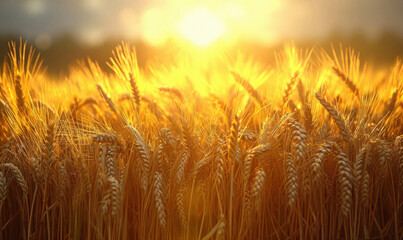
[0,0,402,75]
[1,31,403,76]
[1,0,403,46]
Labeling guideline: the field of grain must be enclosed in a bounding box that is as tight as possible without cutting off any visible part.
[0,39,402,239]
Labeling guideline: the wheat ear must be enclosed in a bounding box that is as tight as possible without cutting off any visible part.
[315,92,352,143]
[332,66,359,97]
[285,153,298,207]
[282,71,299,108]
[153,172,166,228]
[128,73,141,109]
[335,146,353,216]
[14,74,25,112]
[287,120,308,163]
[0,171,7,207]
[1,163,28,196]
[231,71,262,105]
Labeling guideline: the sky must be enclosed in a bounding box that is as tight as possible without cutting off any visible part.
[0,0,402,48]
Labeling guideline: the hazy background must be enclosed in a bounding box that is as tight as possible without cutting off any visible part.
[1,0,403,74]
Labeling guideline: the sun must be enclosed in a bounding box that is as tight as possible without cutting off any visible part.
[177,7,226,47]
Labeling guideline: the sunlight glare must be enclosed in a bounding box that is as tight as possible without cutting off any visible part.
[177,8,226,47]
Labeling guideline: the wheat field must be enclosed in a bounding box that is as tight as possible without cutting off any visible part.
[0,39,402,239]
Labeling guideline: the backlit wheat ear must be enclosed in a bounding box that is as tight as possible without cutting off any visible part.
[14,74,25,112]
[302,103,313,133]
[315,92,352,143]
[119,164,127,191]
[285,153,298,207]
[153,172,166,228]
[43,122,55,170]
[287,120,308,163]
[193,158,209,179]
[335,146,353,216]
[108,176,120,216]
[76,97,98,111]
[215,138,225,185]
[137,141,149,192]
[57,164,68,202]
[301,170,311,198]
[251,166,266,200]
[332,66,359,97]
[1,163,28,196]
[32,99,55,116]
[97,84,118,115]
[30,157,43,185]
[160,127,177,148]
[92,133,117,144]
[311,141,335,183]
[244,143,271,182]
[228,115,240,163]
[0,99,12,121]
[381,89,398,117]
[159,87,184,102]
[395,135,403,188]
[373,139,391,180]
[101,186,111,215]
[231,71,262,105]
[0,171,7,207]
[360,171,370,207]
[243,186,252,224]
[156,140,164,173]
[216,213,226,240]
[98,144,107,173]
[353,144,370,191]
[282,71,299,108]
[296,78,306,104]
[181,117,194,155]
[79,162,92,194]
[126,124,149,191]
[128,73,141,109]
[106,145,119,178]
[177,150,189,183]
[177,185,187,227]
[210,94,232,126]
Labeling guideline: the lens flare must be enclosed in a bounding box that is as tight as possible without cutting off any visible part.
[177,8,226,47]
